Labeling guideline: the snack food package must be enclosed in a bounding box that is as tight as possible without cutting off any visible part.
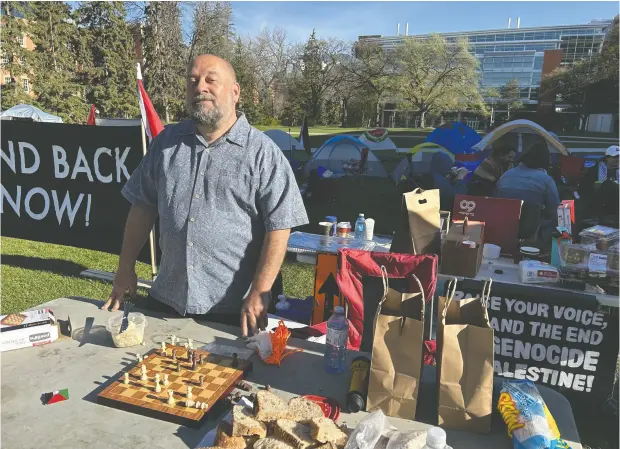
[497,380,572,449]
[519,260,559,284]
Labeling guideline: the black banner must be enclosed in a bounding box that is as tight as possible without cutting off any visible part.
[1,120,151,263]
[445,279,619,399]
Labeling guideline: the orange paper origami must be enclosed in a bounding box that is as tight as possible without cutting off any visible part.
[263,320,303,366]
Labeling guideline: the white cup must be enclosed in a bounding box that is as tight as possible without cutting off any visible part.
[365,218,375,241]
[483,243,501,259]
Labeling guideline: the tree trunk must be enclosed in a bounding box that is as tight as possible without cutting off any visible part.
[579,113,588,132]
[420,110,426,129]
[375,101,381,128]
[340,97,348,128]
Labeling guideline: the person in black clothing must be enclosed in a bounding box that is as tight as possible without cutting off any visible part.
[579,145,619,219]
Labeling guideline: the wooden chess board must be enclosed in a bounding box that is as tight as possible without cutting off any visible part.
[97,344,252,427]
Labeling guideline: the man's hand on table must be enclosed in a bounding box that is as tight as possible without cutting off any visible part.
[241,290,270,337]
[101,265,137,311]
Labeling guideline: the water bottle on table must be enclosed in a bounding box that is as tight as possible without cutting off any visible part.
[422,427,452,449]
[324,306,348,374]
[354,214,366,240]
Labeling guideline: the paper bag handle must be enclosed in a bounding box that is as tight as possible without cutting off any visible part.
[480,278,493,325]
[398,273,425,334]
[380,265,389,300]
[441,277,459,320]
[461,216,469,234]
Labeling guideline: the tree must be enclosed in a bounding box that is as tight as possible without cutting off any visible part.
[76,1,139,119]
[28,2,88,123]
[483,86,501,127]
[500,78,523,120]
[142,1,186,123]
[0,2,34,109]
[187,2,234,63]
[230,37,264,123]
[346,40,395,127]
[394,35,485,128]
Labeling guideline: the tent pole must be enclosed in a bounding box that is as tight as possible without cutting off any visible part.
[141,123,159,281]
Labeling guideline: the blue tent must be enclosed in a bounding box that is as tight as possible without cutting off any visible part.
[425,122,481,155]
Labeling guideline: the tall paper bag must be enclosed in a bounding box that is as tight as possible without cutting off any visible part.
[367,266,425,419]
[437,278,495,434]
[391,188,441,255]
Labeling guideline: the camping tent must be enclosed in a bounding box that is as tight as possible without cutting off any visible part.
[358,133,399,152]
[391,143,454,183]
[425,122,481,154]
[472,119,568,155]
[264,129,303,152]
[304,135,389,178]
[0,104,63,123]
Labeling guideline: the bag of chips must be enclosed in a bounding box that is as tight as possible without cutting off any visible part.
[497,380,571,449]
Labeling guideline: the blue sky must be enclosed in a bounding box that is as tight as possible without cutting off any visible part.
[230,1,619,43]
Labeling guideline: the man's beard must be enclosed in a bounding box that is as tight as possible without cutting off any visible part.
[186,95,225,130]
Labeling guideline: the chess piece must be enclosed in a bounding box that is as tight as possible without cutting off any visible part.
[161,341,167,356]
[198,354,203,366]
[186,386,193,400]
[186,399,195,408]
[171,335,177,346]
[188,338,194,350]
[163,374,169,386]
[141,364,148,381]
[167,389,175,406]
[172,349,177,361]
[155,373,160,384]
[192,354,197,371]
[232,353,239,368]
[123,372,129,385]
[188,350,194,365]
[184,342,189,351]
[155,380,162,393]
[136,353,142,363]
[176,362,181,373]
[201,402,208,410]
[194,401,202,409]
[199,375,205,387]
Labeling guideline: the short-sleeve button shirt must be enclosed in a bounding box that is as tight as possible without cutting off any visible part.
[122,113,309,315]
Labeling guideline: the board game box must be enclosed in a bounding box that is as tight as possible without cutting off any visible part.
[97,344,252,427]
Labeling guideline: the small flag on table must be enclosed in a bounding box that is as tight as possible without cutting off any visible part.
[43,388,69,405]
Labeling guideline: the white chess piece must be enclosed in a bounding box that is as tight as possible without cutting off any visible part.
[161,341,166,353]
[123,372,129,385]
[194,401,202,409]
[201,403,208,410]
[167,389,175,406]
[163,374,169,386]
[171,335,177,345]
[136,353,142,362]
[186,399,195,408]
[188,338,194,350]
[155,373,160,384]
[186,386,193,400]
[141,364,148,381]
[155,380,162,393]
[184,342,189,351]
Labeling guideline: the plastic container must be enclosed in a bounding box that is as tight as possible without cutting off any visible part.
[324,306,348,374]
[422,427,452,449]
[364,218,375,241]
[559,243,591,269]
[107,312,147,348]
[337,222,352,238]
[326,216,338,236]
[354,214,366,240]
[483,243,501,259]
[579,225,619,251]
[275,295,291,311]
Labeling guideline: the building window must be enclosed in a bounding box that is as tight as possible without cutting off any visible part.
[17,33,26,47]
[3,76,11,85]
[22,78,29,93]
[1,53,8,64]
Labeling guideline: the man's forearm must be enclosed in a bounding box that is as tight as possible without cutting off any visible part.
[250,229,291,294]
[118,205,157,269]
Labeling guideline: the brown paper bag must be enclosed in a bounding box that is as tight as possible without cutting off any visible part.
[391,188,441,255]
[367,266,425,419]
[437,278,494,434]
[440,217,485,278]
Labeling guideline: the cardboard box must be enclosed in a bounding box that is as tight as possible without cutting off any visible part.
[557,200,575,235]
[441,218,485,278]
[0,309,58,352]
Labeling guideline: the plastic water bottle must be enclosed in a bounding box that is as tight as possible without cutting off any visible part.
[275,295,290,311]
[354,214,366,240]
[422,427,452,449]
[324,306,348,374]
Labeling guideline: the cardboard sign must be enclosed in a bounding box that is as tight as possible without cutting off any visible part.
[452,195,522,257]
[313,253,343,324]
[447,279,619,399]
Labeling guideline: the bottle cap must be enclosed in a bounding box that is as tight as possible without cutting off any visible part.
[334,306,345,314]
[326,216,337,223]
[359,213,365,217]
[347,393,364,413]
[426,427,447,447]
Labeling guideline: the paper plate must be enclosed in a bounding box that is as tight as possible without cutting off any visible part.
[302,395,341,422]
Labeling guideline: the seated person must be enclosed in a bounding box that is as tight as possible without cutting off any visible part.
[468,144,516,197]
[496,143,561,241]
[578,145,619,219]
[428,152,468,211]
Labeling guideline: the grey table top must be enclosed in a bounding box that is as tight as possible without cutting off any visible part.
[1,297,582,449]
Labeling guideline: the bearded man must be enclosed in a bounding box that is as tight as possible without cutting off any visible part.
[102,55,308,337]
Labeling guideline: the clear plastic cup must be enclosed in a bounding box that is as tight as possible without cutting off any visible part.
[106,312,148,348]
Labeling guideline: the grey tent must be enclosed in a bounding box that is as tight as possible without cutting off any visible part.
[0,104,63,123]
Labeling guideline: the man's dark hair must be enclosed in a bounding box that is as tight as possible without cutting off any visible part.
[520,142,551,170]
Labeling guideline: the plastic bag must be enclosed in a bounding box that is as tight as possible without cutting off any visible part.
[385,430,427,449]
[497,380,572,449]
[344,410,389,449]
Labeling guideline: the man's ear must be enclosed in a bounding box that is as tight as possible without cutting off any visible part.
[233,82,240,104]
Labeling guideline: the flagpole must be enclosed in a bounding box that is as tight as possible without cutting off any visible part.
[140,122,159,281]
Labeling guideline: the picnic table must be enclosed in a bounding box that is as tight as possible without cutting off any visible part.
[1,297,583,449]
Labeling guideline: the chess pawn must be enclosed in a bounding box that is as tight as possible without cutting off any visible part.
[194,401,202,409]
[199,375,205,387]
[186,399,195,408]
[172,349,177,361]
[167,390,175,406]
[186,386,193,400]
[123,372,129,385]
[163,374,169,386]
[176,362,181,373]
[155,380,162,393]
[141,364,148,381]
